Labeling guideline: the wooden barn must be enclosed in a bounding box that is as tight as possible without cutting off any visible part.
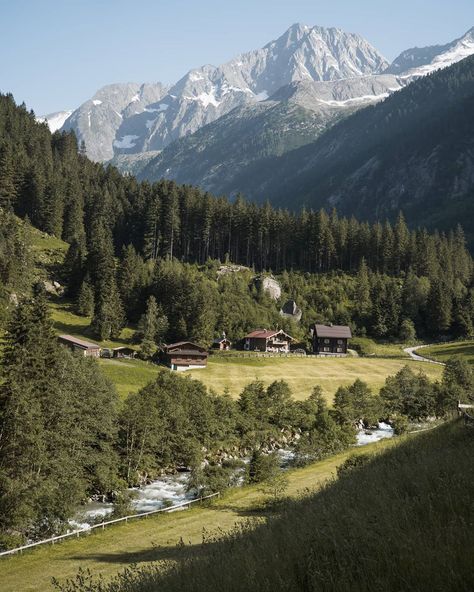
[243,329,294,353]
[112,347,136,359]
[58,334,101,358]
[162,341,208,371]
[310,324,352,355]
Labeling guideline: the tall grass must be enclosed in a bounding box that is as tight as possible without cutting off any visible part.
[57,421,474,592]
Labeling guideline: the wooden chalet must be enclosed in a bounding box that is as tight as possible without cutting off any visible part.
[58,334,101,358]
[162,341,208,371]
[311,324,352,355]
[243,329,294,353]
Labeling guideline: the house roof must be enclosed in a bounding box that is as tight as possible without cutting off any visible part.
[314,324,352,339]
[113,346,135,352]
[59,334,101,350]
[168,349,208,357]
[165,341,206,352]
[244,329,294,341]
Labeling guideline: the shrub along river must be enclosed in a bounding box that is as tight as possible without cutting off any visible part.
[71,422,394,530]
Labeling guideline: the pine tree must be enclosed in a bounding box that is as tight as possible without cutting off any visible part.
[0,144,17,210]
[427,278,452,335]
[355,258,371,321]
[88,220,125,340]
[76,279,94,316]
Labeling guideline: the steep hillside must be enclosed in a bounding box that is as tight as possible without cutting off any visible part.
[231,55,474,241]
[136,75,403,192]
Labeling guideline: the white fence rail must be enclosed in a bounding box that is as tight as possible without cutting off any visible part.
[0,492,220,558]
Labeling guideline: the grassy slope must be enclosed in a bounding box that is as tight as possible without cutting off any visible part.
[422,341,474,365]
[46,420,474,592]
[0,437,397,592]
[121,420,473,592]
[26,221,69,282]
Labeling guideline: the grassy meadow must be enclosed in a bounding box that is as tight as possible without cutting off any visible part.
[422,341,474,364]
[189,354,443,400]
[47,301,443,401]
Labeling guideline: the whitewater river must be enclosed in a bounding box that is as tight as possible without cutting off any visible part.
[72,423,394,529]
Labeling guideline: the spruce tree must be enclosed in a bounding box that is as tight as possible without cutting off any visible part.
[76,279,95,316]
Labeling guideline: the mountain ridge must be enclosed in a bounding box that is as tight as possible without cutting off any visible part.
[45,23,388,161]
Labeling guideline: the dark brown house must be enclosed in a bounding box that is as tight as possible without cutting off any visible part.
[162,341,208,371]
[243,329,294,353]
[311,324,352,355]
[58,334,101,358]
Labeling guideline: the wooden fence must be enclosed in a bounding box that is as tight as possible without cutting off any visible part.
[211,351,308,359]
[458,401,474,424]
[0,492,220,558]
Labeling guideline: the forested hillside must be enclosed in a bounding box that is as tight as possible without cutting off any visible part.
[228,55,474,240]
[1,92,474,346]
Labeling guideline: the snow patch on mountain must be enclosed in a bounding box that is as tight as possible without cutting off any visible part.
[387,27,474,78]
[38,110,73,132]
[113,134,140,149]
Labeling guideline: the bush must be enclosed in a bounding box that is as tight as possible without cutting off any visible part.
[247,451,280,484]
[110,490,137,519]
[336,453,372,477]
[391,414,409,435]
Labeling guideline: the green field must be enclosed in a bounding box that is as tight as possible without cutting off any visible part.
[0,437,397,592]
[99,359,162,399]
[422,341,474,364]
[48,301,443,401]
[189,354,443,400]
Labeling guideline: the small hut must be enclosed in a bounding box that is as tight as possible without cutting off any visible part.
[212,333,232,350]
[112,347,136,359]
[58,335,101,358]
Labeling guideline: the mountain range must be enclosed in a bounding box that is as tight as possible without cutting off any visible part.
[40,24,474,237]
[42,24,474,165]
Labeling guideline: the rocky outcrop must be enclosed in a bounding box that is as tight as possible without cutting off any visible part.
[280,300,302,322]
[254,275,282,300]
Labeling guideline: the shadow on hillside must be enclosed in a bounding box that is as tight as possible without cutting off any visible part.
[67,504,281,566]
[67,537,225,566]
[53,318,92,338]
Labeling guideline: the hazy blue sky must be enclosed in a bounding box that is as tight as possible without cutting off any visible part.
[1,0,473,114]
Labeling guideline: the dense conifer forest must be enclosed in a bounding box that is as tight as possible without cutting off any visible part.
[1,92,473,345]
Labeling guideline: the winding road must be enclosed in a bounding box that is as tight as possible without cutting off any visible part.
[403,345,445,365]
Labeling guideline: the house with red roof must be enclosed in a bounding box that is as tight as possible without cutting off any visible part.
[243,329,294,353]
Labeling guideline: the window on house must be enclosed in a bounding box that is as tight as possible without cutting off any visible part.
[324,339,330,344]
[337,339,343,344]
[324,347,330,352]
